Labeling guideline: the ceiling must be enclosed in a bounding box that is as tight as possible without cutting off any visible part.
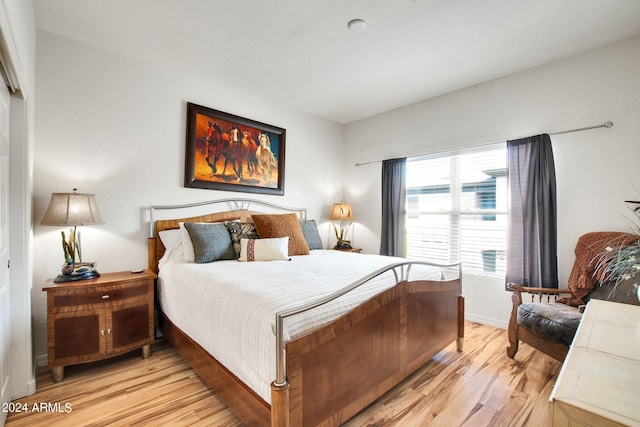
[34,0,640,124]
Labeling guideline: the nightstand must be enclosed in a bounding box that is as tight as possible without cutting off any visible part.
[43,269,156,382]
[333,247,362,253]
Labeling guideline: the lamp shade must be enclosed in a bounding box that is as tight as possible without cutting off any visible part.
[329,203,354,221]
[41,190,105,226]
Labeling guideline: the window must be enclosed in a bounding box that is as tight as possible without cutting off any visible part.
[406,144,507,277]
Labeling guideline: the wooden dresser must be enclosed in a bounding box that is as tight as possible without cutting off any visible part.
[549,299,640,426]
[43,269,156,382]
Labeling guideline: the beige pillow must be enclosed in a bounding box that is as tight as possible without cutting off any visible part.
[251,213,310,256]
[238,237,290,262]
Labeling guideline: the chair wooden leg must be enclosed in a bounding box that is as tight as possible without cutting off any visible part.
[507,290,520,359]
[506,329,519,359]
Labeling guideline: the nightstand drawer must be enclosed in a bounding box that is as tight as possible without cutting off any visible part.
[51,282,149,308]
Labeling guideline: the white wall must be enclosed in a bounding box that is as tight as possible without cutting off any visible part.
[344,36,640,328]
[32,31,345,359]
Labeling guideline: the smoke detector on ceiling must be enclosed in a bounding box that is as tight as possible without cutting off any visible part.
[347,19,367,32]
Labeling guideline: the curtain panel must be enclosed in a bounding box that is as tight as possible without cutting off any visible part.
[380,158,407,256]
[506,134,558,289]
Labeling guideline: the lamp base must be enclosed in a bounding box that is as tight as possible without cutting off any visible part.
[334,241,353,250]
[54,270,100,283]
[54,261,100,283]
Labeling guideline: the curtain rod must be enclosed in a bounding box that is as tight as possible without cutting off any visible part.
[354,121,613,167]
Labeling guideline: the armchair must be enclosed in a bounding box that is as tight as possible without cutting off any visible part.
[507,231,639,362]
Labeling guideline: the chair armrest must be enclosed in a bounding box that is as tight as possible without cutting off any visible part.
[507,283,570,294]
[507,283,572,305]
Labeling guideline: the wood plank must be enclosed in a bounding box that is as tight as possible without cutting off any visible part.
[6,322,560,426]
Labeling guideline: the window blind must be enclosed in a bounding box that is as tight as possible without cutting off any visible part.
[406,144,507,277]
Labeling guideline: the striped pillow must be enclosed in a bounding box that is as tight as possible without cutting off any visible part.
[238,237,291,262]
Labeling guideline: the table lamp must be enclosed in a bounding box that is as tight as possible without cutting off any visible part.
[41,188,105,282]
[329,202,355,249]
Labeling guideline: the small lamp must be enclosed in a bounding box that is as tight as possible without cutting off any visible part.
[329,202,355,249]
[41,188,105,283]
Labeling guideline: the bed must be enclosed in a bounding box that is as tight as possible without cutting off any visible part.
[147,198,464,426]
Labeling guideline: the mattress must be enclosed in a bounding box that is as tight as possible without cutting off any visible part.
[158,249,442,403]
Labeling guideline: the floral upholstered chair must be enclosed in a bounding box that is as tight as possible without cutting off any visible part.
[506,231,640,362]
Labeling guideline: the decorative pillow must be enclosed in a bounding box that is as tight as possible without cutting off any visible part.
[300,220,323,250]
[251,213,310,256]
[179,221,227,262]
[183,222,235,263]
[238,237,290,262]
[225,221,259,259]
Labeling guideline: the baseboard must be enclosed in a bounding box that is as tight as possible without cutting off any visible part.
[26,379,36,395]
[466,313,508,330]
[35,354,48,368]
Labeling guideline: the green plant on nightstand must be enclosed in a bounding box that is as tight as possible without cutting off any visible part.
[60,229,78,272]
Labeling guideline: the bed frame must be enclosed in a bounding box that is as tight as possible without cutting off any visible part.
[147,199,464,426]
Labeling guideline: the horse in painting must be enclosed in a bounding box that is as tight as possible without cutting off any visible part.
[217,123,256,181]
[205,121,225,174]
[256,132,278,185]
[242,130,259,177]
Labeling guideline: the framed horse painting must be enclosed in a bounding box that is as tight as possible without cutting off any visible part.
[184,102,286,195]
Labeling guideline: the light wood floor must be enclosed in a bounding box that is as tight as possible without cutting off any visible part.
[6,322,560,426]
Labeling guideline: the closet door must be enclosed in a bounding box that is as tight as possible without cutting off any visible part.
[0,78,10,421]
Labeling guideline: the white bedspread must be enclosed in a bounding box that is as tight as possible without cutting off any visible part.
[158,250,442,403]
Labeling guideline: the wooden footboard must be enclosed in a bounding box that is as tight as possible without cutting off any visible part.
[161,277,463,427]
[274,277,463,426]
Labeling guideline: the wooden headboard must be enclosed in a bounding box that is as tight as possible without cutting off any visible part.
[147,199,307,273]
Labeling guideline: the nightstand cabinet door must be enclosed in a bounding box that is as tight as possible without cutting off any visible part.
[50,308,106,364]
[109,299,153,354]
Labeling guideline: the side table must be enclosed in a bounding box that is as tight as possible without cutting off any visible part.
[43,269,156,382]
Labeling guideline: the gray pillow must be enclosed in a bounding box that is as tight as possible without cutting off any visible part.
[300,220,323,250]
[183,222,235,263]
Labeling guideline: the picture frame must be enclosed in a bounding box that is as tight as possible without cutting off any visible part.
[184,102,286,195]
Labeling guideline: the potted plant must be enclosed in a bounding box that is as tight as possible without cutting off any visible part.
[595,200,640,301]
